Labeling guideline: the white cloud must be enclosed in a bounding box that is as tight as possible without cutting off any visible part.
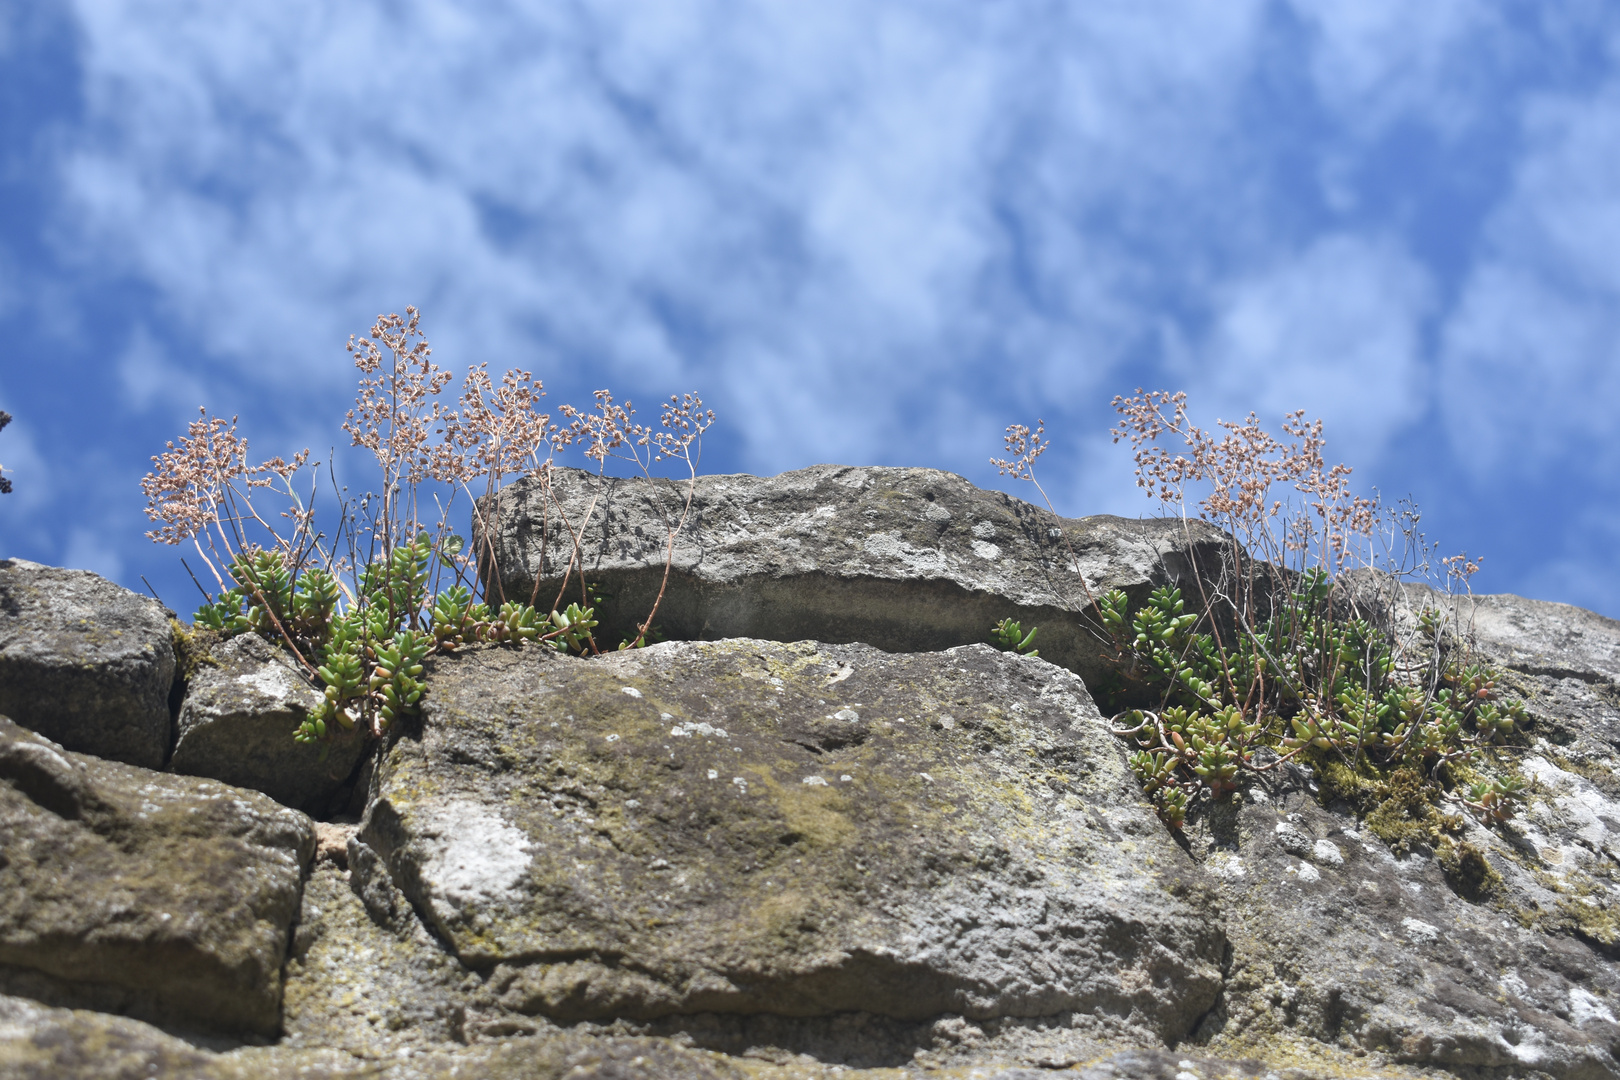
[1288,0,1498,137]
[57,0,1276,479]
[1183,234,1434,472]
[1440,78,1620,476]
[36,0,1620,612]
[61,526,125,582]
[118,324,208,413]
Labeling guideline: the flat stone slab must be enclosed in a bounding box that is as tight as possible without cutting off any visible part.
[171,633,367,814]
[353,639,1225,1042]
[475,466,1226,687]
[0,715,314,1036]
[0,559,176,768]
[1465,592,1620,683]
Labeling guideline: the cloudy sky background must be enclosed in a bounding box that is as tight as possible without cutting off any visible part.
[3,2,1619,617]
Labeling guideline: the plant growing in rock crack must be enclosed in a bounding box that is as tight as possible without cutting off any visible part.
[142,306,714,749]
[993,392,1528,833]
[990,618,1039,657]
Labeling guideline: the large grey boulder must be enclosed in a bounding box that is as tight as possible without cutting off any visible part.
[1346,578,1620,758]
[170,633,368,814]
[474,466,1226,688]
[1433,589,1620,963]
[351,638,1226,1044]
[0,715,314,1036]
[0,559,176,769]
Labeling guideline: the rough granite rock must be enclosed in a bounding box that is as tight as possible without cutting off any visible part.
[0,715,314,1036]
[474,465,1227,687]
[170,632,369,814]
[0,559,176,769]
[351,639,1227,1044]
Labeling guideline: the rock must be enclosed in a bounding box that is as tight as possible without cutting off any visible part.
[1097,578,1620,1078]
[281,862,471,1055]
[351,638,1226,1044]
[170,633,369,814]
[1346,579,1620,950]
[0,993,218,1079]
[0,992,375,1079]
[0,715,314,1036]
[1184,769,1620,1079]
[1465,591,1620,684]
[0,559,176,769]
[18,469,1620,1079]
[474,466,1226,688]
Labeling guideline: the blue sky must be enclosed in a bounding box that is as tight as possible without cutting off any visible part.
[3,2,1619,618]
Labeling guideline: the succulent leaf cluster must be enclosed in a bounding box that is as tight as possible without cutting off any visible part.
[194,533,601,745]
[990,618,1040,657]
[1097,576,1527,830]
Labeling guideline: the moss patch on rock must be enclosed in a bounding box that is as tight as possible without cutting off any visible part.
[353,639,1225,1042]
[1436,839,1500,900]
[170,619,225,683]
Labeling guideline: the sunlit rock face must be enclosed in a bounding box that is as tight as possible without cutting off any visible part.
[0,558,176,769]
[0,715,312,1037]
[6,466,1620,1078]
[475,464,1228,688]
[351,640,1224,1042]
[170,632,367,815]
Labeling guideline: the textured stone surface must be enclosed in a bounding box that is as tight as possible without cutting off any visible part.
[281,861,472,1055]
[0,993,221,1080]
[0,559,176,769]
[0,992,371,1079]
[1351,582,1620,953]
[171,632,368,814]
[352,639,1226,1043]
[0,987,1433,1079]
[0,715,314,1036]
[1180,767,1620,1079]
[17,485,1620,1078]
[474,465,1227,687]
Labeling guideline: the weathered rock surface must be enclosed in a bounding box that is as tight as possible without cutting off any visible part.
[1182,769,1620,1078]
[1124,581,1620,1078]
[1349,582,1620,949]
[171,632,369,814]
[14,464,1620,1079]
[351,639,1226,1043]
[1457,592,1620,960]
[0,985,1371,1080]
[0,558,176,769]
[0,715,314,1036]
[475,466,1227,687]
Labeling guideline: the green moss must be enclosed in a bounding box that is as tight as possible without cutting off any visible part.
[1437,839,1500,900]
[1313,755,1379,809]
[1313,755,1462,856]
[1365,768,1461,854]
[171,619,224,682]
[1562,897,1620,952]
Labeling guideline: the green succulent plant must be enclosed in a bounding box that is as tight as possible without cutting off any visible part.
[1099,578,1527,829]
[994,392,1529,835]
[990,618,1039,657]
